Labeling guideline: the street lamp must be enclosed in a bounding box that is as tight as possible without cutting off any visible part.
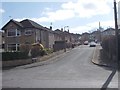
[64,26,69,52]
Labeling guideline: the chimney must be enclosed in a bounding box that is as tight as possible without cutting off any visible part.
[68,29,69,33]
[50,26,52,30]
[61,28,63,32]
[50,22,52,30]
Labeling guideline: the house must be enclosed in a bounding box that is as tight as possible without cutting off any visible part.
[90,30,101,42]
[0,31,4,52]
[0,31,2,48]
[1,19,50,51]
[54,29,63,42]
[80,32,90,43]
[101,28,115,41]
[101,28,115,40]
[0,31,2,52]
[2,19,82,52]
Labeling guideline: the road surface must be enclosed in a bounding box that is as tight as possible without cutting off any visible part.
[2,45,118,88]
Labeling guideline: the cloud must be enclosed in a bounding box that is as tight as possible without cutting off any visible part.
[0,9,5,14]
[46,9,75,22]
[14,0,114,34]
[15,9,75,23]
[34,0,111,23]
[70,20,115,34]
[14,0,112,23]
[62,0,111,18]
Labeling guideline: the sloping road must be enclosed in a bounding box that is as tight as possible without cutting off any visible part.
[2,45,118,88]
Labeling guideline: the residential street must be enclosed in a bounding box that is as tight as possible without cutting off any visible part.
[2,45,118,88]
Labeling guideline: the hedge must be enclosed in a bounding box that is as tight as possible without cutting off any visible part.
[101,35,120,60]
[2,52,29,61]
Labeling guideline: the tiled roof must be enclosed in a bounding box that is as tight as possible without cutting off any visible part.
[11,19,23,27]
[1,19,50,31]
[20,19,45,29]
[1,19,23,30]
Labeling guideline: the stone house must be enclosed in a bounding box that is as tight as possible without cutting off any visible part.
[1,19,50,51]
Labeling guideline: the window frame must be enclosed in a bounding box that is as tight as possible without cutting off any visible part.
[7,44,20,51]
[7,29,21,37]
[25,30,32,35]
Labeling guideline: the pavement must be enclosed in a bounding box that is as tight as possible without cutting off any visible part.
[92,45,118,68]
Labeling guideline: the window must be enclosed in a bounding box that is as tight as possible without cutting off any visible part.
[25,30,32,35]
[7,29,21,37]
[17,30,21,36]
[7,30,16,37]
[7,44,20,51]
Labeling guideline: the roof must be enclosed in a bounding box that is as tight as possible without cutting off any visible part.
[12,19,23,27]
[20,19,45,29]
[1,19,23,30]
[1,19,50,31]
[103,28,115,32]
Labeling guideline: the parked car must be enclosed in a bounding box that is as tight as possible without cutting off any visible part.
[89,42,96,47]
[84,41,89,45]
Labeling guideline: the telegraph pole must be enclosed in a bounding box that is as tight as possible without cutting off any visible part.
[114,0,119,69]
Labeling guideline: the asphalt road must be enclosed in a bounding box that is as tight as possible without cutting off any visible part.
[2,45,118,88]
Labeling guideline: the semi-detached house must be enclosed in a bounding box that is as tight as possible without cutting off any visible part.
[1,19,51,51]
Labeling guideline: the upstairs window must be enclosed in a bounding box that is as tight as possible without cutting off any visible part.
[7,29,21,37]
[25,30,32,35]
[7,30,16,37]
[17,30,21,36]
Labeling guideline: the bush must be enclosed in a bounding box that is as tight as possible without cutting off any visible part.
[44,48,53,54]
[2,52,29,61]
[20,44,31,53]
[101,35,116,59]
[31,45,41,58]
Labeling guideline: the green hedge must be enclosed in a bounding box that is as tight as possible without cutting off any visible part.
[2,52,29,61]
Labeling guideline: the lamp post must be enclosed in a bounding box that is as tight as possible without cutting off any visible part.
[114,0,119,67]
[64,26,69,52]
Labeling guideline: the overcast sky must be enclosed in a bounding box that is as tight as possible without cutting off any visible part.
[1,0,120,34]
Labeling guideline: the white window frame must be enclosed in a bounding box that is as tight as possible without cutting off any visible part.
[7,44,20,51]
[16,30,21,36]
[25,30,32,35]
[7,29,21,37]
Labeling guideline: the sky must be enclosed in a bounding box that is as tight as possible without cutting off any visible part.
[1,0,120,34]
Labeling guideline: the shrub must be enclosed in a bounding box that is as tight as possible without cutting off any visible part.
[31,45,41,58]
[44,48,53,54]
[20,44,31,53]
[2,52,29,61]
[101,35,116,59]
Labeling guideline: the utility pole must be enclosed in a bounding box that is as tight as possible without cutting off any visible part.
[99,21,102,43]
[64,26,69,52]
[114,0,119,68]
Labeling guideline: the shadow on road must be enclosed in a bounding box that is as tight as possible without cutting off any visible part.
[101,68,117,90]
